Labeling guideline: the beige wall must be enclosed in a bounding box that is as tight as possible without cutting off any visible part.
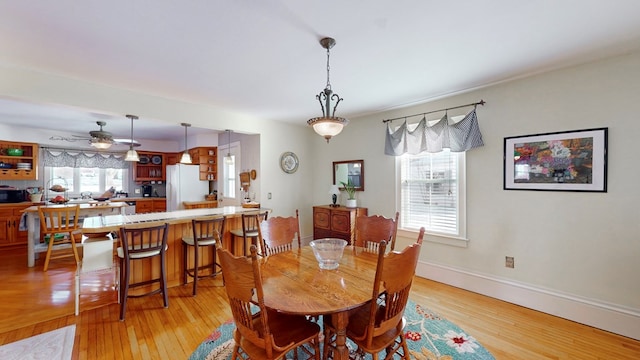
[309,50,640,339]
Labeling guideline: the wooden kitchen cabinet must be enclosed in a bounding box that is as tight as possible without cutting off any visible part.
[183,200,218,209]
[153,199,166,212]
[133,151,165,183]
[165,152,179,165]
[313,205,368,244]
[0,140,38,180]
[0,204,30,247]
[135,199,154,214]
[189,147,217,181]
[135,198,166,214]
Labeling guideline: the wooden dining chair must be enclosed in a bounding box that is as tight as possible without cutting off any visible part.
[230,210,268,256]
[353,211,399,252]
[260,209,301,256]
[38,205,81,271]
[117,222,169,321]
[323,240,422,360]
[217,245,321,359]
[182,216,226,296]
[417,226,425,245]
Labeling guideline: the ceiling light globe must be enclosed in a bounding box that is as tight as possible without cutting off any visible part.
[224,154,234,165]
[125,149,140,162]
[180,152,192,164]
[91,140,112,150]
[308,116,349,142]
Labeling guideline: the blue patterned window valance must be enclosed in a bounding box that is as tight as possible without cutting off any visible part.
[42,148,128,169]
[384,108,484,156]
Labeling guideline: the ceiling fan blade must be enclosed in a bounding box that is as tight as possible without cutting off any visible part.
[50,136,84,142]
[113,138,141,147]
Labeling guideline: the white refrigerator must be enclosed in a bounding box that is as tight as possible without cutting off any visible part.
[166,164,210,211]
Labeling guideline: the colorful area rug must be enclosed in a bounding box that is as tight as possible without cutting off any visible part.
[189,301,494,359]
[0,324,75,360]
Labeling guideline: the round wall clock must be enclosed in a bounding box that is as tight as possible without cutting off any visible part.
[280,151,299,174]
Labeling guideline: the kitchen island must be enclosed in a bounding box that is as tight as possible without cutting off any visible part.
[82,206,270,288]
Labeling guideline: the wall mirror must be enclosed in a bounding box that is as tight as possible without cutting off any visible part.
[333,160,364,191]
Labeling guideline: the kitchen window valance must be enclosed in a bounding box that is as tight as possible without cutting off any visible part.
[384,108,484,156]
[42,148,128,169]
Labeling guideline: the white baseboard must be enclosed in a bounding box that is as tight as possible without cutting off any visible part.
[416,261,640,341]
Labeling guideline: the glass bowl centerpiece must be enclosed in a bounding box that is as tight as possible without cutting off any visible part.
[309,238,348,270]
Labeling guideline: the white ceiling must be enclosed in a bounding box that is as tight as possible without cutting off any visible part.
[1,1,640,141]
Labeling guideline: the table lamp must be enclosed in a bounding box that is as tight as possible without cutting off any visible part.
[329,184,340,207]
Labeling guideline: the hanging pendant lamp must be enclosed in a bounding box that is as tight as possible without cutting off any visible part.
[180,123,193,164]
[307,37,349,143]
[224,129,234,165]
[124,115,140,162]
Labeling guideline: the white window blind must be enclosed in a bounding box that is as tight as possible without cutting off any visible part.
[400,149,463,236]
[46,167,127,197]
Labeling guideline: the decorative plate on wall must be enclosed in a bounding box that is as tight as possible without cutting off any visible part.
[280,152,299,174]
[151,155,162,165]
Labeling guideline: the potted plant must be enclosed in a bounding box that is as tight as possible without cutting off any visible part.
[340,179,357,208]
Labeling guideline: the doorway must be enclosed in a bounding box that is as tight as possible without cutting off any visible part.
[219,141,241,206]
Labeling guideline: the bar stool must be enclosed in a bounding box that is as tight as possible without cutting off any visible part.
[229,211,268,256]
[117,222,169,321]
[182,216,225,296]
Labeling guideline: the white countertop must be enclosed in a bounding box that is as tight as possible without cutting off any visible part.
[82,206,270,233]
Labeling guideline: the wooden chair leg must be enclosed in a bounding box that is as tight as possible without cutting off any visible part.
[182,242,188,285]
[119,257,129,321]
[161,252,169,307]
[43,235,56,271]
[70,233,80,264]
[192,245,199,296]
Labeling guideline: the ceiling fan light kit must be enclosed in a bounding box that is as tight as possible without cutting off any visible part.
[307,37,349,143]
[89,120,114,149]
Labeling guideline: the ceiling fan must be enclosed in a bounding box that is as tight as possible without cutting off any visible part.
[86,120,113,149]
[49,121,140,149]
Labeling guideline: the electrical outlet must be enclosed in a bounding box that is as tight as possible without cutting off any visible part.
[134,189,141,194]
[505,256,515,268]
[268,192,272,199]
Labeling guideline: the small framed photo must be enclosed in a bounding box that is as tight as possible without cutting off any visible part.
[504,128,608,192]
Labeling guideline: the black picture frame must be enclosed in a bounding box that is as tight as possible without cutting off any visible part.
[503,128,608,192]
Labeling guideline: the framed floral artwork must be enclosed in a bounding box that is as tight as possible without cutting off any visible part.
[503,128,608,192]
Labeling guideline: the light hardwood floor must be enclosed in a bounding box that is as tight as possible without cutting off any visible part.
[0,246,639,359]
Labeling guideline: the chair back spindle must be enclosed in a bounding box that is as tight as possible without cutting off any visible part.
[354,212,399,251]
[261,209,301,256]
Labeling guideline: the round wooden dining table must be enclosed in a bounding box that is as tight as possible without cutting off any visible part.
[259,245,379,360]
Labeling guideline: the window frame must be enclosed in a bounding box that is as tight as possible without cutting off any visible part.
[396,149,468,247]
[44,166,129,199]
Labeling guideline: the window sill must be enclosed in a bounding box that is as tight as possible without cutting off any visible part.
[398,229,469,248]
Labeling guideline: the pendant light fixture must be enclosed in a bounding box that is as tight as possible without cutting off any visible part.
[224,129,234,165]
[307,37,349,143]
[179,123,193,164]
[124,115,140,162]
